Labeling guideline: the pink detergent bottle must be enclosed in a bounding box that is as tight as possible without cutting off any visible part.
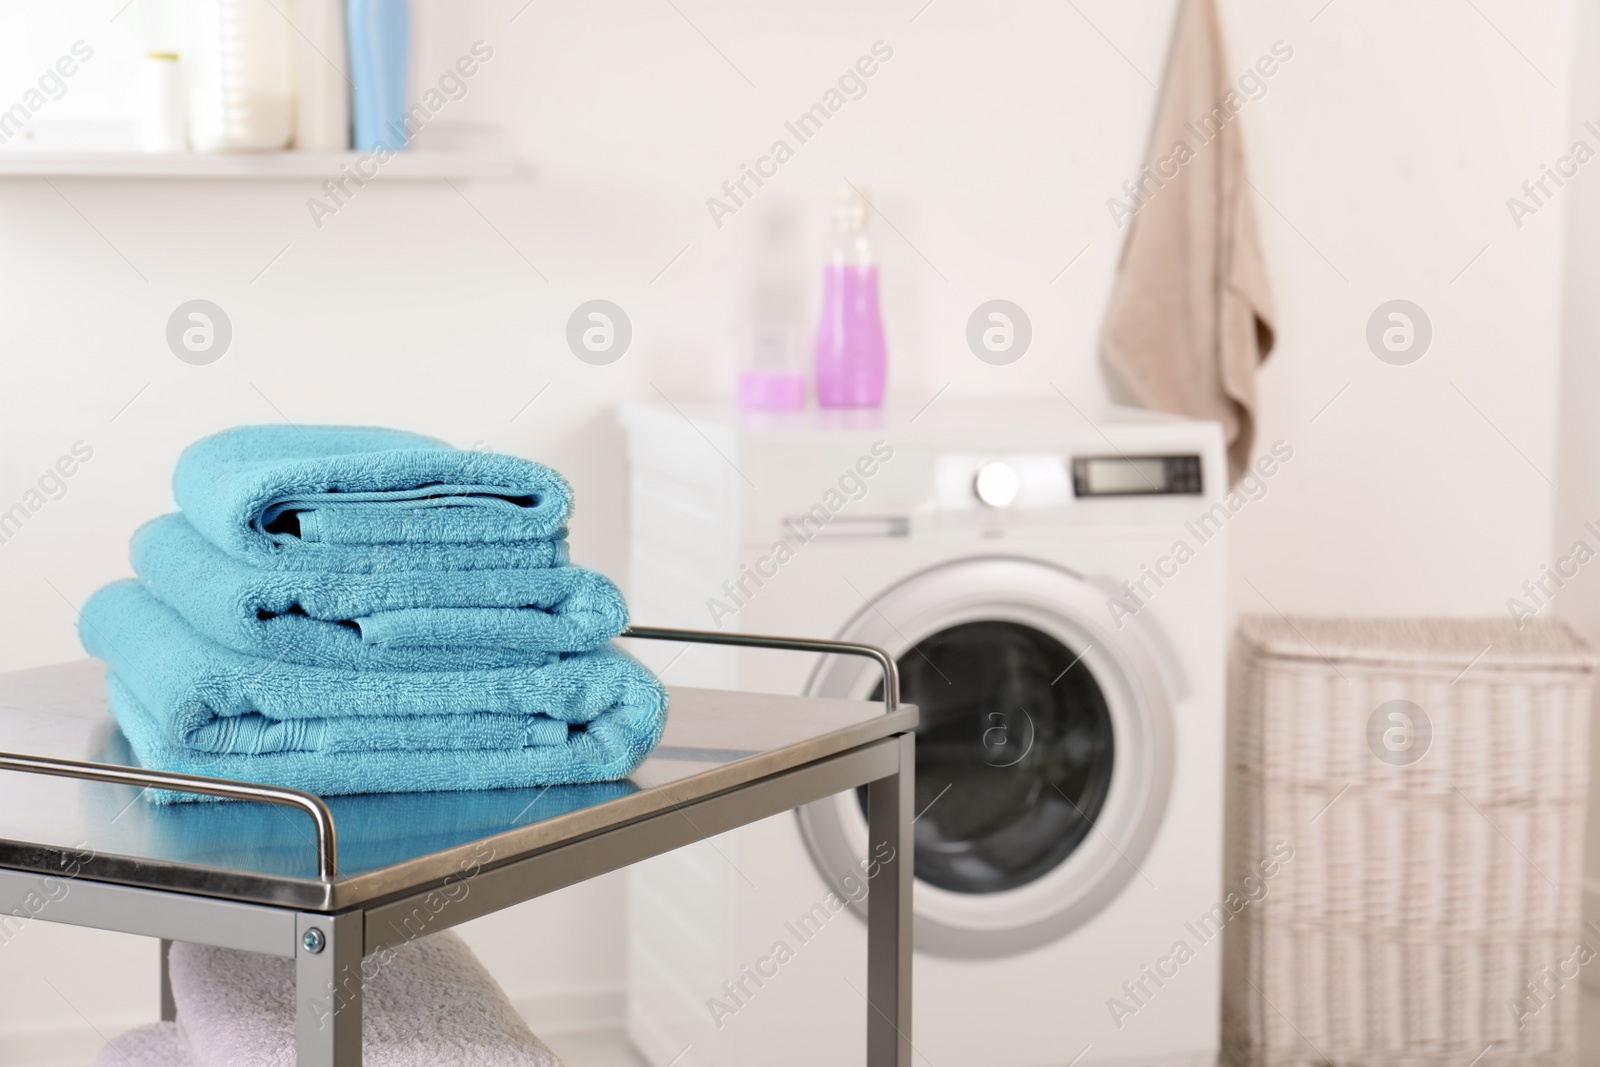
[813,186,886,408]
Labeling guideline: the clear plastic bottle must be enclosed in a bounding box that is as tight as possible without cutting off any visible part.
[813,186,886,409]
[181,0,295,151]
[741,207,808,411]
[739,324,806,411]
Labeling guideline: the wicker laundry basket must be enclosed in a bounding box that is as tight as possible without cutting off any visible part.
[1222,616,1597,1067]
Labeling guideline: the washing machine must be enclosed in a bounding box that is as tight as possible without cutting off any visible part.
[620,400,1228,1067]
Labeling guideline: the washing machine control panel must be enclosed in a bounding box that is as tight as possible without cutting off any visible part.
[937,452,1206,515]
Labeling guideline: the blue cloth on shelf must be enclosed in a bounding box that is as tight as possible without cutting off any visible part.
[131,514,627,670]
[80,581,667,803]
[172,425,573,570]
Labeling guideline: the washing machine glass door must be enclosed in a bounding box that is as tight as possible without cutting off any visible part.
[798,557,1177,958]
[854,619,1115,895]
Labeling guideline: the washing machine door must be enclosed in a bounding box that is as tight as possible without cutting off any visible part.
[798,556,1178,958]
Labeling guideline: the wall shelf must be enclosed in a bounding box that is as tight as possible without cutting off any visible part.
[0,123,515,179]
[0,150,515,179]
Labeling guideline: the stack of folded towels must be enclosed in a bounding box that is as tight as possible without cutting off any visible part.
[79,424,667,801]
[99,931,566,1065]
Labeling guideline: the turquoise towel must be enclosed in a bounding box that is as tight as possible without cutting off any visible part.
[173,425,572,570]
[132,514,626,670]
[80,581,667,802]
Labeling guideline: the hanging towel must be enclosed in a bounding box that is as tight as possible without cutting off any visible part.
[132,513,625,670]
[80,581,667,801]
[100,932,566,1067]
[173,425,573,568]
[1101,0,1276,483]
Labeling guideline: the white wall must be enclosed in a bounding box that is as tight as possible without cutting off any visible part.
[0,0,1581,1059]
[1228,0,1571,619]
[1551,0,1600,948]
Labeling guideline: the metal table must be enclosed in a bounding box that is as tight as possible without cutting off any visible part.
[0,628,917,1066]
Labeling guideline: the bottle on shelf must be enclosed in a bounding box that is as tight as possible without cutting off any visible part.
[740,325,806,412]
[182,0,295,151]
[291,0,351,151]
[813,184,886,409]
[741,206,809,412]
[138,53,186,152]
[348,0,411,152]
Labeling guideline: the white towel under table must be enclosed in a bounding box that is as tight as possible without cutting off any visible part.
[99,930,564,1066]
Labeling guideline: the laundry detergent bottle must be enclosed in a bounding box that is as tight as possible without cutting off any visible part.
[813,185,886,408]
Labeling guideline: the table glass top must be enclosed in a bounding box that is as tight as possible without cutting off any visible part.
[0,660,905,899]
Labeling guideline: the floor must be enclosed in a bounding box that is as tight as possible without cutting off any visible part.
[545,1030,648,1067]
[1588,993,1600,1066]
[27,993,1600,1066]
[547,990,1600,1067]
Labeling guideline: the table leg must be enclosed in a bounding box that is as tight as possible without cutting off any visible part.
[158,939,176,1022]
[295,911,363,1066]
[866,731,913,1067]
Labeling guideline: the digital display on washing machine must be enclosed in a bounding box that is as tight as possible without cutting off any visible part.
[1071,455,1202,497]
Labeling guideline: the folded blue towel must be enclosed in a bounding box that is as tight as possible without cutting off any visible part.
[80,581,667,802]
[173,425,573,570]
[132,514,627,670]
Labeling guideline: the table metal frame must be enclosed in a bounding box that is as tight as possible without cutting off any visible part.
[0,626,915,1067]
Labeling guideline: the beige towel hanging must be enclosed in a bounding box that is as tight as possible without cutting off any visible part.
[1102,0,1276,484]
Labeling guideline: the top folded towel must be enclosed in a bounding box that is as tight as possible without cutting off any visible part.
[174,425,573,569]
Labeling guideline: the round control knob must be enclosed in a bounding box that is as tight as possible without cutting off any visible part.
[973,461,1020,508]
